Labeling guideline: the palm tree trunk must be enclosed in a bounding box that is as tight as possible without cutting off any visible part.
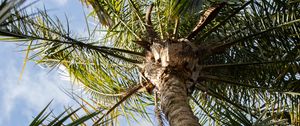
[159,74,200,126]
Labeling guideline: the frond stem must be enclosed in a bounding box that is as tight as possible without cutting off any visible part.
[172,17,179,39]
[199,1,251,40]
[93,85,142,125]
[198,75,267,89]
[145,3,158,40]
[209,19,300,54]
[201,60,300,69]
[186,2,226,40]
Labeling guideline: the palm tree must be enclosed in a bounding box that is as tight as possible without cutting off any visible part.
[0,0,300,125]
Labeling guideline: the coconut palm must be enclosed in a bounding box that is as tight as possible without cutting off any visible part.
[0,0,300,125]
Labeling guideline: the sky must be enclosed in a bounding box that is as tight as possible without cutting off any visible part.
[0,1,156,125]
[0,0,87,125]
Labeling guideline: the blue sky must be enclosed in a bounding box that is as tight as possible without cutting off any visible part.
[0,1,155,125]
[0,0,87,125]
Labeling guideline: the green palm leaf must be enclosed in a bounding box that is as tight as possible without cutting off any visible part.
[0,0,299,125]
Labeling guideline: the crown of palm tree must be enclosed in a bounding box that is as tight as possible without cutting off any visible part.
[0,0,299,125]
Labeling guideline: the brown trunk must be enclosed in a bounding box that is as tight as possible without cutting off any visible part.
[142,39,200,125]
[159,73,200,126]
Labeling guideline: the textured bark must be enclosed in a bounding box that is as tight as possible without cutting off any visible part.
[142,39,201,125]
[159,74,200,126]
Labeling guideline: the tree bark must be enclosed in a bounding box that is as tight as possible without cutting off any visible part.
[159,73,200,126]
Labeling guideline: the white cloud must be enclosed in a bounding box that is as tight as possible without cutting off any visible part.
[52,0,68,6]
[25,0,69,8]
[0,44,78,125]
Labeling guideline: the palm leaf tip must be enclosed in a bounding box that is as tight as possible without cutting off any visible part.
[1,0,300,125]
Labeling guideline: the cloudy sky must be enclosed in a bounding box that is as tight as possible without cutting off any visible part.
[0,0,87,125]
[0,0,156,125]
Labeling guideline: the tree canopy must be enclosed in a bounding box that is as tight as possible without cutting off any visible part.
[0,0,299,125]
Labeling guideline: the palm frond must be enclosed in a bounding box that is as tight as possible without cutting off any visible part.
[191,2,300,123]
[1,0,300,125]
[29,99,114,125]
